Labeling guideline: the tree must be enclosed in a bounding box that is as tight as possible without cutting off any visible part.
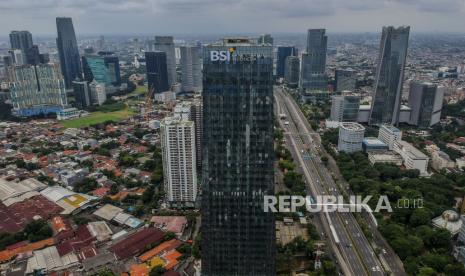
[444,263,465,275]
[409,208,431,227]
[149,265,166,276]
[163,232,176,241]
[417,267,436,276]
[322,260,336,275]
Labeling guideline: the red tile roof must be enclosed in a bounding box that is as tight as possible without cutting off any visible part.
[109,228,165,260]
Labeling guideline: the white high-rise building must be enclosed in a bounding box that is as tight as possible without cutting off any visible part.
[161,117,197,205]
[378,124,402,150]
[89,81,106,106]
[180,46,202,93]
[338,122,365,153]
[154,36,176,86]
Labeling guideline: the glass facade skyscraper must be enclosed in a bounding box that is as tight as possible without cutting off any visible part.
[56,17,82,88]
[154,36,176,86]
[300,29,327,92]
[145,51,169,93]
[335,69,357,92]
[276,46,297,78]
[9,31,33,63]
[369,26,410,126]
[180,46,202,92]
[201,38,275,275]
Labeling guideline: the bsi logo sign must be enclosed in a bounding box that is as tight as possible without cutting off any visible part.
[210,51,230,61]
[210,48,235,62]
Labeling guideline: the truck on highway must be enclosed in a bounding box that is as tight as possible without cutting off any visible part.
[284,121,290,126]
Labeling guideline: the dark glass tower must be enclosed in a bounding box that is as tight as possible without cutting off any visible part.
[276,46,297,78]
[300,29,327,91]
[56,17,82,88]
[369,26,410,126]
[201,38,275,276]
[9,31,33,54]
[145,51,169,93]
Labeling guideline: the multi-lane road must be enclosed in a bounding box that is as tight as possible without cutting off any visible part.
[274,86,406,276]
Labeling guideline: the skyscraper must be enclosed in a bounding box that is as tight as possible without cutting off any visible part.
[9,31,33,62]
[190,100,203,172]
[25,45,40,65]
[284,55,300,87]
[56,17,82,88]
[180,46,202,92]
[100,52,121,86]
[145,51,169,93]
[201,38,275,275]
[9,63,67,116]
[73,80,91,109]
[408,81,444,127]
[82,56,107,84]
[369,26,410,126]
[276,46,297,78]
[300,29,328,95]
[154,36,176,86]
[160,117,198,206]
[88,80,106,106]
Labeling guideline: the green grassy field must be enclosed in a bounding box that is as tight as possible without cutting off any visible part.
[60,108,134,128]
[127,85,147,98]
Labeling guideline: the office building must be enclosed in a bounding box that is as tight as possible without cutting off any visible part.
[338,122,365,153]
[160,117,197,205]
[330,94,360,122]
[73,81,91,109]
[154,36,176,86]
[408,81,444,127]
[378,124,402,150]
[393,140,429,176]
[201,38,275,275]
[100,52,121,86]
[284,56,300,87]
[145,51,169,93]
[56,17,82,88]
[8,49,23,65]
[258,34,273,45]
[180,46,202,92]
[25,45,40,65]
[335,69,357,92]
[9,31,33,62]
[89,81,106,106]
[369,26,410,125]
[276,46,297,78]
[362,137,389,152]
[3,55,13,67]
[9,31,33,52]
[82,56,107,84]
[300,29,327,92]
[190,100,203,172]
[39,53,50,64]
[9,63,67,117]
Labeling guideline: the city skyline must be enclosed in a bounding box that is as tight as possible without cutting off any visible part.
[0,0,465,35]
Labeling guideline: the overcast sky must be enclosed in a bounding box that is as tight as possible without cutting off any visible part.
[1,0,464,35]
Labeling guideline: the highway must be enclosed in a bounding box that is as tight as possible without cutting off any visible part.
[275,87,389,276]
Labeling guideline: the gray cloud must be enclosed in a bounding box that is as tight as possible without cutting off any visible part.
[0,0,464,34]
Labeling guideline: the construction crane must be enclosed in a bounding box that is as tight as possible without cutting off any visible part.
[144,86,155,121]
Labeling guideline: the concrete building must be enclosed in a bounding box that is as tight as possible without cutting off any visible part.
[9,31,33,61]
[338,122,365,153]
[154,36,176,86]
[330,94,360,122]
[9,63,68,117]
[89,81,106,106]
[368,151,403,166]
[190,100,203,171]
[393,140,429,176]
[362,137,389,152]
[457,157,465,170]
[378,124,402,150]
[160,117,197,205]
[173,101,192,120]
[408,81,444,127]
[370,26,410,126]
[431,150,455,171]
[180,46,202,93]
